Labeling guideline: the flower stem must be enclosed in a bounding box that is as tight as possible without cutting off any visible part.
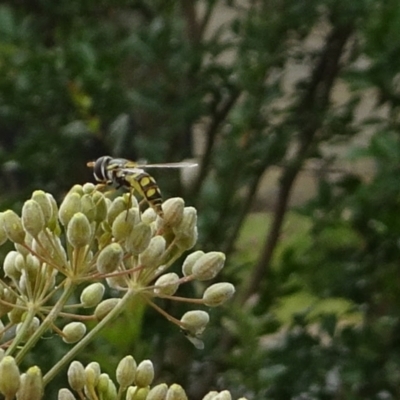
[43,287,138,386]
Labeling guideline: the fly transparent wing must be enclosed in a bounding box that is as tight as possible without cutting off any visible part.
[120,162,198,173]
[140,162,198,168]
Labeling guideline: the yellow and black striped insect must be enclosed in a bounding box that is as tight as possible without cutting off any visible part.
[87,156,197,218]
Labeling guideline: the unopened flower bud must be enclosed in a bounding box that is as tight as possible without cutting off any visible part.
[82,183,95,194]
[3,210,25,244]
[69,185,84,196]
[127,222,152,255]
[85,362,101,387]
[138,236,166,268]
[146,383,168,400]
[107,197,128,225]
[16,317,40,341]
[67,212,91,248]
[80,194,96,221]
[116,355,137,388]
[162,198,185,226]
[127,386,149,400]
[3,251,22,280]
[0,213,7,246]
[166,384,188,400]
[106,378,118,400]
[180,310,209,334]
[203,283,235,307]
[213,391,232,400]
[59,193,81,226]
[97,243,123,274]
[31,191,52,225]
[62,322,86,343]
[16,366,43,400]
[141,208,157,224]
[58,388,76,400]
[182,251,204,277]
[106,274,127,290]
[68,361,85,391]
[192,252,225,281]
[154,273,180,296]
[173,207,198,250]
[21,199,45,238]
[97,373,113,397]
[92,192,108,222]
[94,298,120,321]
[46,193,60,232]
[134,360,154,388]
[202,391,218,400]
[0,356,20,398]
[112,209,139,241]
[81,283,105,308]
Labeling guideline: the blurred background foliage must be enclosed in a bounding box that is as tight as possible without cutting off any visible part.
[1,0,400,398]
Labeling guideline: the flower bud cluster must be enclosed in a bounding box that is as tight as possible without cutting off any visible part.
[63,356,151,400]
[0,356,43,400]
[61,356,247,400]
[0,185,235,355]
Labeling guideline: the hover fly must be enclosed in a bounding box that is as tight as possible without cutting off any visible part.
[87,156,197,217]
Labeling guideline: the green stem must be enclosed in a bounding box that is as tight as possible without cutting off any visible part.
[5,307,37,356]
[43,287,138,386]
[14,280,75,364]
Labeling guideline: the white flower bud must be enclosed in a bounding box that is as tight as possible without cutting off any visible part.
[68,361,85,391]
[139,236,166,268]
[112,209,139,241]
[141,208,157,224]
[213,391,232,400]
[67,212,92,248]
[21,199,45,238]
[182,251,204,276]
[3,210,25,244]
[135,360,154,388]
[62,322,86,343]
[80,283,105,308]
[58,193,81,226]
[0,356,20,398]
[96,243,123,274]
[166,384,188,400]
[116,355,137,388]
[127,222,152,255]
[94,298,120,321]
[3,251,22,280]
[58,388,77,400]
[162,198,185,227]
[180,310,209,334]
[146,383,168,400]
[16,366,43,400]
[192,252,225,281]
[203,283,235,307]
[154,273,180,296]
[85,362,101,387]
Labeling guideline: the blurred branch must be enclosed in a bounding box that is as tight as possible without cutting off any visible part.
[240,21,355,303]
[190,88,241,197]
[180,0,201,43]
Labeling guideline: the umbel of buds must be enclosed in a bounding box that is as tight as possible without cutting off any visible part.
[59,356,248,400]
[0,185,236,396]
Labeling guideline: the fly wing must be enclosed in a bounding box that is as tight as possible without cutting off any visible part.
[131,162,198,169]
